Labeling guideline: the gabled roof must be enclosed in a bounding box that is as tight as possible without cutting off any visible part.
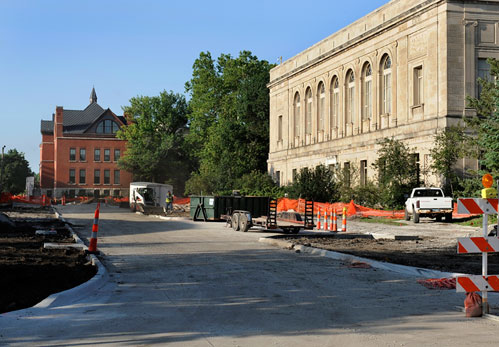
[63,102,106,134]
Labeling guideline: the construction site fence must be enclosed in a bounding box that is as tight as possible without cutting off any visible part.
[0,193,477,219]
[0,193,130,206]
[277,198,476,219]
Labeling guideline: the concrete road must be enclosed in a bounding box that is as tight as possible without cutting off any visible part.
[1,203,499,346]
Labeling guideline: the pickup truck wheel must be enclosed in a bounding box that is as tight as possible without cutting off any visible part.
[435,215,442,222]
[445,213,453,223]
[413,211,420,223]
[239,213,250,232]
[232,213,240,231]
[404,208,410,221]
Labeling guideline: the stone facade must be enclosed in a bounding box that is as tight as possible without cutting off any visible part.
[268,0,499,186]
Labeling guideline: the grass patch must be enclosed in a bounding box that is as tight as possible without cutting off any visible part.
[359,217,406,226]
[457,215,497,227]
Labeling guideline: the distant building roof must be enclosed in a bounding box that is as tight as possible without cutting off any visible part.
[40,88,126,135]
[40,120,54,134]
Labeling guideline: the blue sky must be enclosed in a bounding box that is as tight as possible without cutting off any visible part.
[0,0,387,172]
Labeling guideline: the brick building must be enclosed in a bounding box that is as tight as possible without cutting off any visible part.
[39,88,132,198]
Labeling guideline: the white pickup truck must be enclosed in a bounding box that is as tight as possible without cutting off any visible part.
[404,188,453,223]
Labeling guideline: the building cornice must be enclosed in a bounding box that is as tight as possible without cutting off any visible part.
[268,0,444,88]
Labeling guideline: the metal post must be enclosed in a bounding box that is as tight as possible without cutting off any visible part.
[483,213,489,314]
[0,145,5,193]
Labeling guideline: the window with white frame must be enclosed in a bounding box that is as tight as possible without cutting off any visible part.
[331,76,339,130]
[305,88,312,135]
[294,92,301,138]
[363,63,372,121]
[346,70,355,124]
[414,66,423,106]
[317,82,325,133]
[69,169,75,184]
[382,55,392,114]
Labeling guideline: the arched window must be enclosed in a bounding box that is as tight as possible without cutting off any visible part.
[293,92,301,138]
[317,82,325,133]
[330,76,339,130]
[381,55,392,115]
[362,63,372,121]
[346,70,355,124]
[96,119,120,134]
[305,88,312,135]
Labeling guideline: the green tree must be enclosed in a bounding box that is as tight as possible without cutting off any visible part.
[0,149,34,194]
[117,90,191,193]
[286,165,338,202]
[466,57,499,175]
[372,138,419,209]
[234,170,285,197]
[185,51,273,193]
[430,125,468,196]
[334,163,359,203]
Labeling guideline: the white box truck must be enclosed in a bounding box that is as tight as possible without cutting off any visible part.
[129,182,173,214]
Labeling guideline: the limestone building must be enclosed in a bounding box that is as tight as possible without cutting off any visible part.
[268,0,499,186]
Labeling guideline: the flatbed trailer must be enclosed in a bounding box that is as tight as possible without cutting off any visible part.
[190,195,315,234]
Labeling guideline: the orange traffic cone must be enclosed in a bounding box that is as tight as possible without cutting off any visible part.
[323,208,328,230]
[87,204,100,254]
[342,207,347,232]
[332,210,338,232]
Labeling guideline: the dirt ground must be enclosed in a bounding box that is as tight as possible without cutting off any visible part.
[0,204,96,313]
[281,218,499,275]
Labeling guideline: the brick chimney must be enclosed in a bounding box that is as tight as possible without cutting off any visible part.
[54,106,63,138]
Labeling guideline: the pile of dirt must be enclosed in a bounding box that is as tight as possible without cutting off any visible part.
[0,206,96,313]
[281,234,499,275]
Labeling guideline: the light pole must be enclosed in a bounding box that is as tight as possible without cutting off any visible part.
[0,145,5,193]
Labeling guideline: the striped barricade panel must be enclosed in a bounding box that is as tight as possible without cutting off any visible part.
[457,198,498,215]
[458,237,499,254]
[456,275,499,292]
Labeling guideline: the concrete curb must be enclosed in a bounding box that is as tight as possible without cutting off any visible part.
[30,208,109,309]
[259,236,463,279]
[158,215,190,221]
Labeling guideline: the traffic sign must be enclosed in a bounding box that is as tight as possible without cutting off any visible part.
[456,275,499,292]
[458,237,499,254]
[457,198,498,215]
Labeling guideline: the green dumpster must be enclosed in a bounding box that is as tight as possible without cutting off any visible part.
[190,195,270,221]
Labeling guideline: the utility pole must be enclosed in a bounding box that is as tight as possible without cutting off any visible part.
[0,145,5,193]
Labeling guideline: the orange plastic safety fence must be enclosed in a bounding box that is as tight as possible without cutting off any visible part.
[277,198,404,219]
[277,198,479,219]
[173,197,190,205]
